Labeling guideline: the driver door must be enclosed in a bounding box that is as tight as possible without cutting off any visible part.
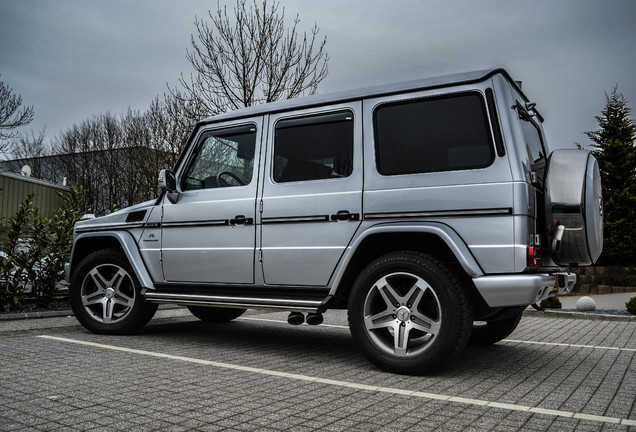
[160,119,262,284]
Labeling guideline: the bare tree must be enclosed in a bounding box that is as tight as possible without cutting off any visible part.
[9,129,49,178]
[3,0,329,213]
[173,0,328,117]
[10,129,47,159]
[148,92,198,164]
[52,117,104,212]
[49,108,180,214]
[1,74,35,153]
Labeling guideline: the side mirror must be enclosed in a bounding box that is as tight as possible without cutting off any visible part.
[158,169,176,193]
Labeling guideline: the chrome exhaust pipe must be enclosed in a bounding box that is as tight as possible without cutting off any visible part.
[287,311,305,325]
[306,313,323,326]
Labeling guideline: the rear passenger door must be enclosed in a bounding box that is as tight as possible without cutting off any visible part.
[260,103,362,286]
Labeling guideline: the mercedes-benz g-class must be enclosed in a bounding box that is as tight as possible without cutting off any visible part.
[66,68,603,374]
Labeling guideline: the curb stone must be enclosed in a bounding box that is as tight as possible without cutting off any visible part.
[0,304,186,322]
[0,309,75,321]
[523,309,636,322]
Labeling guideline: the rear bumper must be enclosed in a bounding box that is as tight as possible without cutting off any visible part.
[473,272,576,308]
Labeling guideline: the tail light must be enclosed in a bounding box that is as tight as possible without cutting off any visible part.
[528,246,543,267]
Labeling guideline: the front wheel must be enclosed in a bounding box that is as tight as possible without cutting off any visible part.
[348,252,472,375]
[70,249,157,334]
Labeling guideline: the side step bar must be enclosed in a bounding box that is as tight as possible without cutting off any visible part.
[144,291,332,313]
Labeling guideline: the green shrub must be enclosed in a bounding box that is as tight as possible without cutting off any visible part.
[627,297,636,315]
[28,186,88,307]
[0,186,89,311]
[540,296,562,309]
[0,194,35,311]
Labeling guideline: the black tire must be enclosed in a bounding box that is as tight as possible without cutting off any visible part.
[187,306,247,322]
[348,252,473,375]
[70,249,158,335]
[469,311,523,346]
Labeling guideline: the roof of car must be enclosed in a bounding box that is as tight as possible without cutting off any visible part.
[197,68,521,127]
[170,68,524,171]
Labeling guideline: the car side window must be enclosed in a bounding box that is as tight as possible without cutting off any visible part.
[182,125,256,190]
[273,111,354,183]
[516,101,547,179]
[374,92,495,175]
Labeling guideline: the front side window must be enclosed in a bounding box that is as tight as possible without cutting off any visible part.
[182,125,256,190]
[273,111,354,183]
[374,93,495,175]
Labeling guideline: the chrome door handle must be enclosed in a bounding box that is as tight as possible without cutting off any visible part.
[230,215,253,225]
[330,210,360,221]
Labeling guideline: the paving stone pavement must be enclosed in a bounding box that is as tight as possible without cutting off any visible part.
[0,309,634,431]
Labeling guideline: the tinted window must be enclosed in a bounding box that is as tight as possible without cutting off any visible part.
[182,125,256,190]
[374,93,494,175]
[517,105,547,176]
[274,111,353,183]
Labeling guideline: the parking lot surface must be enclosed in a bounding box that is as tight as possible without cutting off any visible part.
[1,309,635,431]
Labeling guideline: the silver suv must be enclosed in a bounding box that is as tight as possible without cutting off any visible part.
[66,69,603,374]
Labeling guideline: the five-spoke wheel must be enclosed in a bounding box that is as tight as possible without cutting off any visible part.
[349,252,472,375]
[80,264,136,324]
[71,249,157,334]
[362,272,443,358]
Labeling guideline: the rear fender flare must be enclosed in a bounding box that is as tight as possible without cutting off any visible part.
[329,222,484,295]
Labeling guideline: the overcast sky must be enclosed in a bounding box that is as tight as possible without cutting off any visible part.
[1,0,635,157]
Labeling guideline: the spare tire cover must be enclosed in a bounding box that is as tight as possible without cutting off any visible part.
[544,149,603,266]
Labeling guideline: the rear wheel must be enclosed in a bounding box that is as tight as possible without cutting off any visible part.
[187,306,246,322]
[469,311,523,346]
[70,249,157,334]
[348,252,472,375]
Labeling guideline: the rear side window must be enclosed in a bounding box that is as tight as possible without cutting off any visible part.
[274,111,353,183]
[516,100,547,178]
[374,93,494,175]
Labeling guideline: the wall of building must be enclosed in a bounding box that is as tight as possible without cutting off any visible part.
[0,172,69,236]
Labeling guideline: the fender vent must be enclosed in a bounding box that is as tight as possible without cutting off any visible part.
[126,210,147,223]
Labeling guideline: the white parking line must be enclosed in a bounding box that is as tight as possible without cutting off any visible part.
[504,339,636,353]
[37,335,636,427]
[240,317,636,353]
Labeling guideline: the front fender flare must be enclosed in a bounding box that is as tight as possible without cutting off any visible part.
[69,231,156,290]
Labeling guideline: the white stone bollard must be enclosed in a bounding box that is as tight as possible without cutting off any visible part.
[576,296,596,311]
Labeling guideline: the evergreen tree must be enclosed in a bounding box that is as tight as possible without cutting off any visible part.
[586,87,636,264]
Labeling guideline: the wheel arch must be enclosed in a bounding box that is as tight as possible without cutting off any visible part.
[329,223,485,308]
[70,231,156,290]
